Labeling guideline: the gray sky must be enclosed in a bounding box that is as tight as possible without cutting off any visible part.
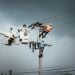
[0,0,75,74]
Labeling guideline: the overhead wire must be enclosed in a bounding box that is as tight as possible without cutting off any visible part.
[14,64,75,74]
[38,8,75,23]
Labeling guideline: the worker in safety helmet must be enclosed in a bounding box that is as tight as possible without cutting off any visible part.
[18,24,30,42]
[28,22,53,38]
[39,23,53,38]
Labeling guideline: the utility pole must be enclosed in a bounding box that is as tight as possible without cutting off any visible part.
[29,37,51,75]
[9,69,12,75]
[38,49,43,75]
[38,40,52,75]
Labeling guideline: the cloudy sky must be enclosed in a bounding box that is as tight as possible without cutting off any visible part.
[0,0,75,74]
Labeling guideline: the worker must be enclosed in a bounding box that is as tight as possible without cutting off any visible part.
[18,24,30,43]
[29,22,53,38]
[38,40,45,57]
[39,24,53,38]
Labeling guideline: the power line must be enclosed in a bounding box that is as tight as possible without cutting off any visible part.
[39,8,75,23]
[14,64,75,74]
[15,64,75,72]
[55,19,75,26]
[42,13,75,25]
[43,66,75,72]
[42,64,75,70]
[28,9,75,29]
[48,14,75,22]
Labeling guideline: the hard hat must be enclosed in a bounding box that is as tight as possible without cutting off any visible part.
[23,24,26,27]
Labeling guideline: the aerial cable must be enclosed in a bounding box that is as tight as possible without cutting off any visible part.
[39,8,75,23]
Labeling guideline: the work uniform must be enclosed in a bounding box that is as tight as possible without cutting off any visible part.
[19,26,30,44]
[38,41,45,57]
